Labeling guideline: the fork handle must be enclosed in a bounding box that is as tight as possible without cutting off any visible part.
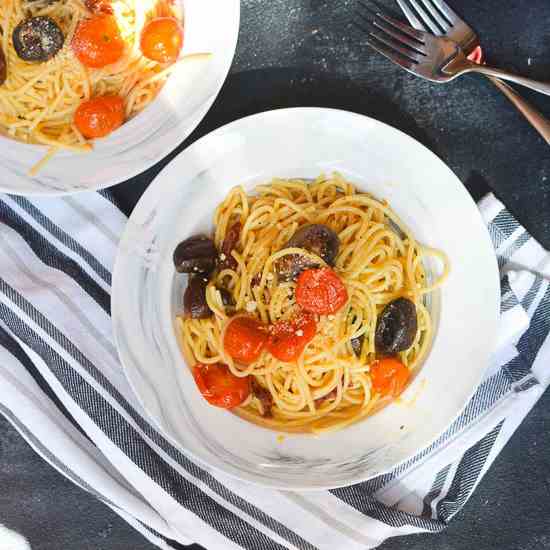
[467,63,550,96]
[488,77,550,145]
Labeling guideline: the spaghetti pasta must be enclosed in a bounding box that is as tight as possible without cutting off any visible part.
[177,174,449,434]
[0,0,184,173]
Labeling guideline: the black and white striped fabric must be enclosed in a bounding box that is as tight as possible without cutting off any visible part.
[0,191,548,550]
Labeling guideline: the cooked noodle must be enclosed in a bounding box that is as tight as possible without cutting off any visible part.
[177,174,449,434]
[0,0,184,173]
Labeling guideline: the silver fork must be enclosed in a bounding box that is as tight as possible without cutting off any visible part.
[395,0,550,144]
[357,1,550,97]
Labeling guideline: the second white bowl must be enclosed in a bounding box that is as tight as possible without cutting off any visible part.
[112,108,500,490]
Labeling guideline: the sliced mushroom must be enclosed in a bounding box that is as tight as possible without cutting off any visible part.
[0,47,6,86]
[173,235,217,275]
[251,379,273,417]
[275,254,320,283]
[218,288,235,314]
[250,272,262,287]
[13,16,64,62]
[184,276,212,319]
[350,334,364,357]
[287,224,339,265]
[314,387,337,405]
[375,298,418,354]
[275,224,339,281]
[219,221,241,271]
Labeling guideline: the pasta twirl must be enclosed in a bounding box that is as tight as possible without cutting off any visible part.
[0,0,182,173]
[178,174,449,434]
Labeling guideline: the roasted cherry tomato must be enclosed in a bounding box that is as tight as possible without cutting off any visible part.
[295,267,348,315]
[72,14,124,68]
[74,95,124,138]
[140,17,183,64]
[223,316,268,365]
[193,363,250,408]
[85,0,114,14]
[369,357,410,398]
[267,311,317,362]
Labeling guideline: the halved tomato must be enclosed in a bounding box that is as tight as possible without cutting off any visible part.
[193,363,250,408]
[267,311,316,362]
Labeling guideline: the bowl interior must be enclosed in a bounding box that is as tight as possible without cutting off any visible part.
[0,0,240,195]
[112,108,500,490]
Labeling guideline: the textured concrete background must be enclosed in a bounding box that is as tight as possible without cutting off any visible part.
[1,0,550,549]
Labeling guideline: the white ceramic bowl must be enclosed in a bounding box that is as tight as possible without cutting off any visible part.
[0,0,240,195]
[112,108,500,490]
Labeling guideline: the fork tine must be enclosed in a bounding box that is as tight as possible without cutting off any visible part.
[428,0,460,25]
[375,12,425,43]
[369,28,423,62]
[355,20,420,64]
[358,1,425,42]
[356,5,425,60]
[394,0,429,33]
[417,0,452,31]
[399,0,442,35]
[365,36,416,71]
[368,0,405,20]
[371,18,426,54]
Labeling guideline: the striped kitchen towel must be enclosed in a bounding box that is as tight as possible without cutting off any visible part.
[0,191,548,550]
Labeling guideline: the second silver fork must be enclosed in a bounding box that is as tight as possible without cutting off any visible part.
[395,0,550,145]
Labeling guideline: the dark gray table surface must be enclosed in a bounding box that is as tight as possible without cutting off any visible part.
[1,1,549,549]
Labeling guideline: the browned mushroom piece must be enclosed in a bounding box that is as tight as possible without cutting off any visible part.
[314,387,338,405]
[287,224,340,265]
[274,253,320,283]
[173,235,217,275]
[183,276,212,319]
[13,16,65,62]
[218,287,235,314]
[275,224,340,282]
[251,379,273,417]
[250,272,262,287]
[219,221,241,271]
[375,297,418,354]
[0,47,6,86]
[350,334,364,357]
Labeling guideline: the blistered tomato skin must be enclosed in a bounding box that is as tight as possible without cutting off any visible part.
[369,358,410,398]
[74,95,125,138]
[267,311,317,362]
[223,316,268,365]
[296,267,348,315]
[140,17,184,64]
[193,363,250,408]
[72,14,124,68]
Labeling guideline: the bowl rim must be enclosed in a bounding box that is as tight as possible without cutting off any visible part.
[112,107,501,490]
